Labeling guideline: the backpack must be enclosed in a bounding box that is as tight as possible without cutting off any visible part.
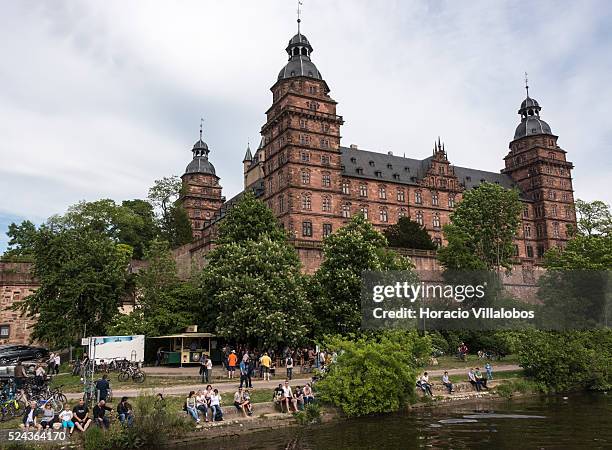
[182,401,187,412]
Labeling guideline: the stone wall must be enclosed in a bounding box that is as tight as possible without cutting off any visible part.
[0,261,38,344]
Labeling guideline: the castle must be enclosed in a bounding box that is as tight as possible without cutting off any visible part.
[175,24,577,274]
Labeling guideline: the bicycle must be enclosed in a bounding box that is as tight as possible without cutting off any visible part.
[118,365,146,383]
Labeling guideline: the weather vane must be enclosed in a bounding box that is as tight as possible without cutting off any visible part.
[200,117,204,140]
[525,72,529,97]
[297,0,303,34]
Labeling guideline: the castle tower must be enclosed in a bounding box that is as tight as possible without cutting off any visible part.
[502,83,576,258]
[179,128,224,239]
[260,21,344,240]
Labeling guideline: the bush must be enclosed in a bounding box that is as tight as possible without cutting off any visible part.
[294,403,322,425]
[517,330,612,392]
[315,331,431,417]
[494,379,547,399]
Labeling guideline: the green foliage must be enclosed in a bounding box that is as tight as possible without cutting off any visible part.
[215,191,287,244]
[572,199,612,237]
[200,194,308,347]
[3,220,38,257]
[544,234,612,270]
[312,214,414,336]
[384,217,436,250]
[315,331,431,417]
[495,379,547,399]
[108,239,197,336]
[516,330,612,391]
[294,403,322,425]
[438,183,522,270]
[147,176,192,248]
[14,226,132,347]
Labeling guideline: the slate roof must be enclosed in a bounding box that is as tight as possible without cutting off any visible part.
[340,146,519,192]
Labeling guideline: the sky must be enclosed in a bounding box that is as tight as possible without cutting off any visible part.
[1,0,611,253]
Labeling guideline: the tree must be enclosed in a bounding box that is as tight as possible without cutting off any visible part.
[119,200,159,259]
[215,191,286,244]
[437,183,522,270]
[14,227,132,348]
[199,194,308,348]
[312,214,414,336]
[315,331,431,417]
[573,199,612,237]
[3,220,38,257]
[108,239,197,336]
[383,217,436,250]
[147,177,192,248]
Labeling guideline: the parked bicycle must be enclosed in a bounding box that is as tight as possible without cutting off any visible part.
[118,364,146,383]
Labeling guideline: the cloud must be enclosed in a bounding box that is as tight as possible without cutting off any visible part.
[1,0,611,252]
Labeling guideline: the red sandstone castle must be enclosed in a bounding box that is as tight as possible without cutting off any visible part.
[177,26,576,273]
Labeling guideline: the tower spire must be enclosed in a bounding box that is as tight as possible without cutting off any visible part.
[200,117,204,140]
[524,72,529,98]
[297,0,303,35]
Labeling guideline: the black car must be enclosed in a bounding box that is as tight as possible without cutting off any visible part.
[0,345,49,364]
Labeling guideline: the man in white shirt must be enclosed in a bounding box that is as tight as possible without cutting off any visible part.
[53,354,60,375]
[281,380,296,413]
[442,371,454,394]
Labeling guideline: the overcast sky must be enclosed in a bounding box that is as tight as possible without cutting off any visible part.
[1,0,611,252]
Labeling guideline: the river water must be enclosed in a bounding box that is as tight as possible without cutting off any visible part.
[200,393,611,450]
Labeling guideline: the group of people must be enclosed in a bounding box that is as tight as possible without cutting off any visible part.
[20,396,134,433]
[273,379,315,413]
[185,386,223,424]
[417,364,494,396]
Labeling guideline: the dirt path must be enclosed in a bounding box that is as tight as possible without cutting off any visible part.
[65,364,520,400]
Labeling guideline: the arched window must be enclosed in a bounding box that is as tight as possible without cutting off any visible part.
[416,210,424,226]
[359,184,368,197]
[431,191,439,206]
[360,205,369,220]
[415,191,423,204]
[433,213,441,229]
[448,194,456,208]
[397,189,405,202]
[342,203,351,218]
[322,196,332,212]
[398,208,407,218]
[379,207,388,222]
[342,181,350,195]
[378,185,387,199]
[301,193,311,210]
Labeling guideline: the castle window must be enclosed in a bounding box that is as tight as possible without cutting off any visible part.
[301,193,311,210]
[320,138,330,148]
[398,208,407,218]
[448,194,456,208]
[387,164,393,169]
[301,170,310,185]
[513,245,519,256]
[379,207,388,223]
[375,171,382,178]
[553,222,560,238]
[342,203,351,218]
[278,195,285,212]
[0,325,9,337]
[299,134,309,145]
[356,168,363,175]
[322,196,332,212]
[526,245,534,258]
[322,172,331,187]
[378,185,386,199]
[300,119,307,129]
[369,160,375,167]
[309,85,317,94]
[433,213,441,229]
[342,181,350,195]
[536,223,544,237]
[301,152,310,162]
[322,223,332,237]
[302,221,313,237]
[431,192,439,206]
[360,205,369,220]
[404,167,410,172]
[415,191,422,204]
[322,123,330,132]
[416,210,424,226]
[359,184,368,197]
[393,173,400,180]
[194,209,201,218]
[523,206,529,218]
[350,157,357,164]
[537,245,545,257]
[321,155,330,165]
[524,225,531,238]
[565,206,571,218]
[397,189,405,202]
[552,205,557,217]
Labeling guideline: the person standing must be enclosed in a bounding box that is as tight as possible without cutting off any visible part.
[14,359,27,389]
[239,358,249,388]
[260,352,272,381]
[286,354,294,381]
[54,353,60,375]
[485,362,493,380]
[247,357,254,388]
[95,374,110,402]
[199,356,207,383]
[227,350,237,379]
[47,353,55,375]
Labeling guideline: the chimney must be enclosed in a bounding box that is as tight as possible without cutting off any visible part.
[387,151,393,156]
[350,144,358,149]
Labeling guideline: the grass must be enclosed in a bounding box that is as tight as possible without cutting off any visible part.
[446,369,524,384]
[49,373,200,393]
[428,354,519,369]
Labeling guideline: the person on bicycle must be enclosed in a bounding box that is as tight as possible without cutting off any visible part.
[95,374,110,402]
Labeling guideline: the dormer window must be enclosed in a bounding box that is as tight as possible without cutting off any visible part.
[387,164,393,169]
[350,157,357,164]
[404,167,410,172]
[369,161,375,167]
[375,171,382,178]
[393,173,400,180]
[356,167,363,175]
